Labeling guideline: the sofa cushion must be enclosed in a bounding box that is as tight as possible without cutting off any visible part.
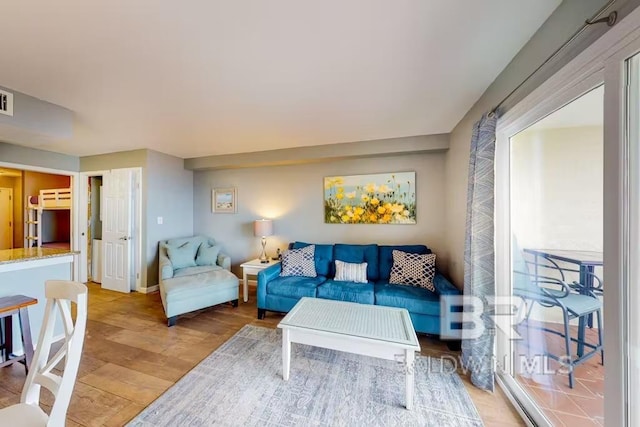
[334,260,368,283]
[375,282,441,316]
[292,242,334,277]
[196,243,221,266]
[281,245,317,277]
[378,245,431,280]
[334,244,379,281]
[163,269,238,302]
[317,279,374,304]
[389,250,437,292]
[174,265,221,278]
[166,240,200,269]
[167,235,208,248]
[267,276,324,299]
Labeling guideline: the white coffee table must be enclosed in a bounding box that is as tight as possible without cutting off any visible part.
[277,297,421,410]
[240,258,280,302]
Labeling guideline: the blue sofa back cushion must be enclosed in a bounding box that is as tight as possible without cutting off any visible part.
[292,242,334,277]
[378,245,431,280]
[334,244,379,281]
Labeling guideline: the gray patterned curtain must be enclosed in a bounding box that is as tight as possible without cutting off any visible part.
[461,113,497,392]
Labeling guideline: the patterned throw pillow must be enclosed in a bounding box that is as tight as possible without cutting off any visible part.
[280,245,317,277]
[334,260,368,283]
[389,250,436,292]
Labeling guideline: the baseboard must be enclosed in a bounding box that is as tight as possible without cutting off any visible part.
[137,284,159,293]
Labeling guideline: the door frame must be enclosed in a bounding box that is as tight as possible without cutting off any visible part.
[78,168,142,291]
[494,6,640,426]
[0,161,79,279]
[0,187,14,249]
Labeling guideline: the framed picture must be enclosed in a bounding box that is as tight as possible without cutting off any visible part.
[324,172,416,224]
[212,187,237,213]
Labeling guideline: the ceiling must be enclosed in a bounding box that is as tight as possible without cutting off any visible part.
[0,1,560,158]
[525,85,604,131]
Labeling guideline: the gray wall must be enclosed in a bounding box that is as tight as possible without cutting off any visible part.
[0,86,73,139]
[146,150,194,286]
[443,0,636,286]
[80,148,194,287]
[80,149,148,172]
[193,153,446,278]
[0,141,79,172]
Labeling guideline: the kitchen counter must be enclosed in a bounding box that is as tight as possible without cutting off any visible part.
[0,247,77,353]
[0,247,78,265]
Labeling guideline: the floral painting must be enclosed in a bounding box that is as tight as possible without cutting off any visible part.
[324,172,416,224]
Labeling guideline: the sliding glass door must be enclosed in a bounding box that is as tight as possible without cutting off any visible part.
[493,10,640,425]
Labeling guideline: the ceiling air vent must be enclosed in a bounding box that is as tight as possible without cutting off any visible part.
[0,89,14,117]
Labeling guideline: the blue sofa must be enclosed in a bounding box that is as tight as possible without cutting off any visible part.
[257,242,461,337]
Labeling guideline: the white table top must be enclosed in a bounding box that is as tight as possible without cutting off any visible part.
[279,297,420,349]
[240,258,280,268]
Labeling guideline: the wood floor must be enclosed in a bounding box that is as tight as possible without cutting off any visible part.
[0,283,524,426]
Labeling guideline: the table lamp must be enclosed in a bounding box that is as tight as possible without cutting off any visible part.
[253,219,273,263]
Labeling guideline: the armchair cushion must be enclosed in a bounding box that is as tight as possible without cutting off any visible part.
[196,243,222,266]
[166,241,199,269]
[174,265,221,278]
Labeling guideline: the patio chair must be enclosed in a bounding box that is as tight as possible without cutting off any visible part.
[513,243,603,388]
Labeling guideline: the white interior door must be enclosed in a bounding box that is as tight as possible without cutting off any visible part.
[0,188,13,249]
[101,169,132,293]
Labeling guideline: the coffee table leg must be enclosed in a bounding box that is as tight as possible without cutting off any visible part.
[243,270,249,303]
[405,349,415,410]
[282,329,291,381]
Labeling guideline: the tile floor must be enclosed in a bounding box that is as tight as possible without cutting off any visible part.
[516,321,604,426]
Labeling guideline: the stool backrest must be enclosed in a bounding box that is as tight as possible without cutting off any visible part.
[21,280,88,425]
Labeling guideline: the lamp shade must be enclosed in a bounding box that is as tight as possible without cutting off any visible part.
[253,219,273,237]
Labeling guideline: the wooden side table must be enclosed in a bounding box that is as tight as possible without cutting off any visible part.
[0,295,37,373]
[240,258,280,302]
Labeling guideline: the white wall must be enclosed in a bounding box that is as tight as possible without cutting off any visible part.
[511,126,603,251]
[193,153,447,278]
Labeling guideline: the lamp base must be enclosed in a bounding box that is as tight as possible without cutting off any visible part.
[259,237,269,263]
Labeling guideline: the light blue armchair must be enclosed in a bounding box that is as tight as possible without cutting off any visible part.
[158,236,239,326]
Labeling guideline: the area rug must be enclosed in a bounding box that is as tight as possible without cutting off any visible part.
[127,325,483,426]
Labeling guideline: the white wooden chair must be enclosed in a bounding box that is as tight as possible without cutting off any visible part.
[0,281,88,426]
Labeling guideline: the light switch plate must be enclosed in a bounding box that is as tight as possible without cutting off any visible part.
[157,216,163,225]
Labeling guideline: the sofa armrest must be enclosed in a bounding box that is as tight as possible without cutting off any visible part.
[257,263,282,308]
[217,252,231,271]
[434,273,460,295]
[159,244,174,281]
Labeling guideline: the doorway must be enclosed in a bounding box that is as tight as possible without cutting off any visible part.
[0,188,13,249]
[79,168,142,293]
